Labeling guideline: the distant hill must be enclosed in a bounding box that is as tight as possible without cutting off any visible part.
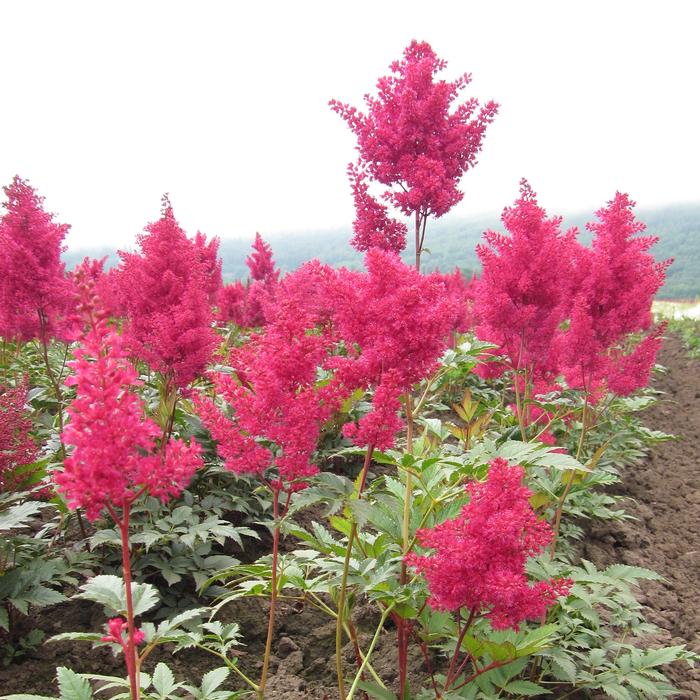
[63,202,700,299]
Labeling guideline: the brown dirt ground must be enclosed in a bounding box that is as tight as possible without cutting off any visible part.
[1,334,698,698]
[581,334,700,698]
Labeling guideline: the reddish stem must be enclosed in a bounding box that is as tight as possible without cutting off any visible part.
[110,500,139,700]
[259,486,281,697]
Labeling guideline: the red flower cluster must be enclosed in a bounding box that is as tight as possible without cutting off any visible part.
[217,233,280,327]
[347,163,407,253]
[556,193,670,394]
[0,176,74,343]
[0,378,38,492]
[115,198,221,387]
[475,180,578,378]
[408,458,571,629]
[331,40,498,226]
[56,273,202,521]
[328,249,460,449]
[197,263,343,485]
[475,186,670,399]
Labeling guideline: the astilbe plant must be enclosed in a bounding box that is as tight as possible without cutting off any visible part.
[196,266,345,698]
[408,458,571,693]
[55,270,202,700]
[474,181,578,438]
[325,249,464,697]
[0,378,38,493]
[0,176,74,344]
[217,232,281,328]
[115,196,220,389]
[557,192,670,397]
[0,176,76,461]
[331,40,498,268]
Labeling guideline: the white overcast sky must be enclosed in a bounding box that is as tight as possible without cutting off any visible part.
[1,0,698,249]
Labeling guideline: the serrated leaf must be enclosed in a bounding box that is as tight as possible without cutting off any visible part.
[598,682,632,700]
[151,663,177,697]
[57,667,94,700]
[502,679,551,696]
[200,667,229,694]
[0,501,44,531]
[76,575,159,616]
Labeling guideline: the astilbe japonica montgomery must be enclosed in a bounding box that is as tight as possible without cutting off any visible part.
[331,40,498,267]
[327,248,462,450]
[0,176,75,344]
[115,197,220,388]
[408,458,571,630]
[346,162,407,253]
[216,232,280,328]
[0,378,38,493]
[55,269,203,700]
[195,264,346,698]
[475,180,578,382]
[556,192,670,397]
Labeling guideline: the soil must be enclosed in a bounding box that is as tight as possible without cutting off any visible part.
[1,335,698,699]
[581,335,700,698]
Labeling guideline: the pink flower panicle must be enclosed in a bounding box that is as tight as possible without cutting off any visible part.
[0,176,74,343]
[0,378,38,492]
[557,193,671,394]
[217,234,280,328]
[330,40,498,220]
[328,249,460,449]
[197,263,344,486]
[115,197,219,387]
[475,180,578,377]
[246,232,280,284]
[193,230,224,305]
[347,162,407,253]
[56,270,202,521]
[408,458,571,630]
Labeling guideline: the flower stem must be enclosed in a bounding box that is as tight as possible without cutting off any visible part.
[336,445,374,700]
[259,485,281,698]
[115,502,139,700]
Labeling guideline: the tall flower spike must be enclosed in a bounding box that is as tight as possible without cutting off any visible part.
[328,249,460,449]
[556,193,671,395]
[115,197,219,387]
[56,270,202,520]
[474,180,579,378]
[331,41,498,221]
[0,176,74,343]
[197,261,344,486]
[0,378,38,492]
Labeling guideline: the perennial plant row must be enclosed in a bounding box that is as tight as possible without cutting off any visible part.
[0,40,696,700]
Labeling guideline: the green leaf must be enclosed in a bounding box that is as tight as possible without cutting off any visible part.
[502,679,551,696]
[639,645,688,668]
[57,667,94,700]
[482,640,517,662]
[0,607,9,632]
[76,575,159,616]
[75,575,123,611]
[0,501,44,531]
[200,667,229,695]
[598,682,633,700]
[151,663,177,697]
[23,585,67,608]
[0,695,56,699]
